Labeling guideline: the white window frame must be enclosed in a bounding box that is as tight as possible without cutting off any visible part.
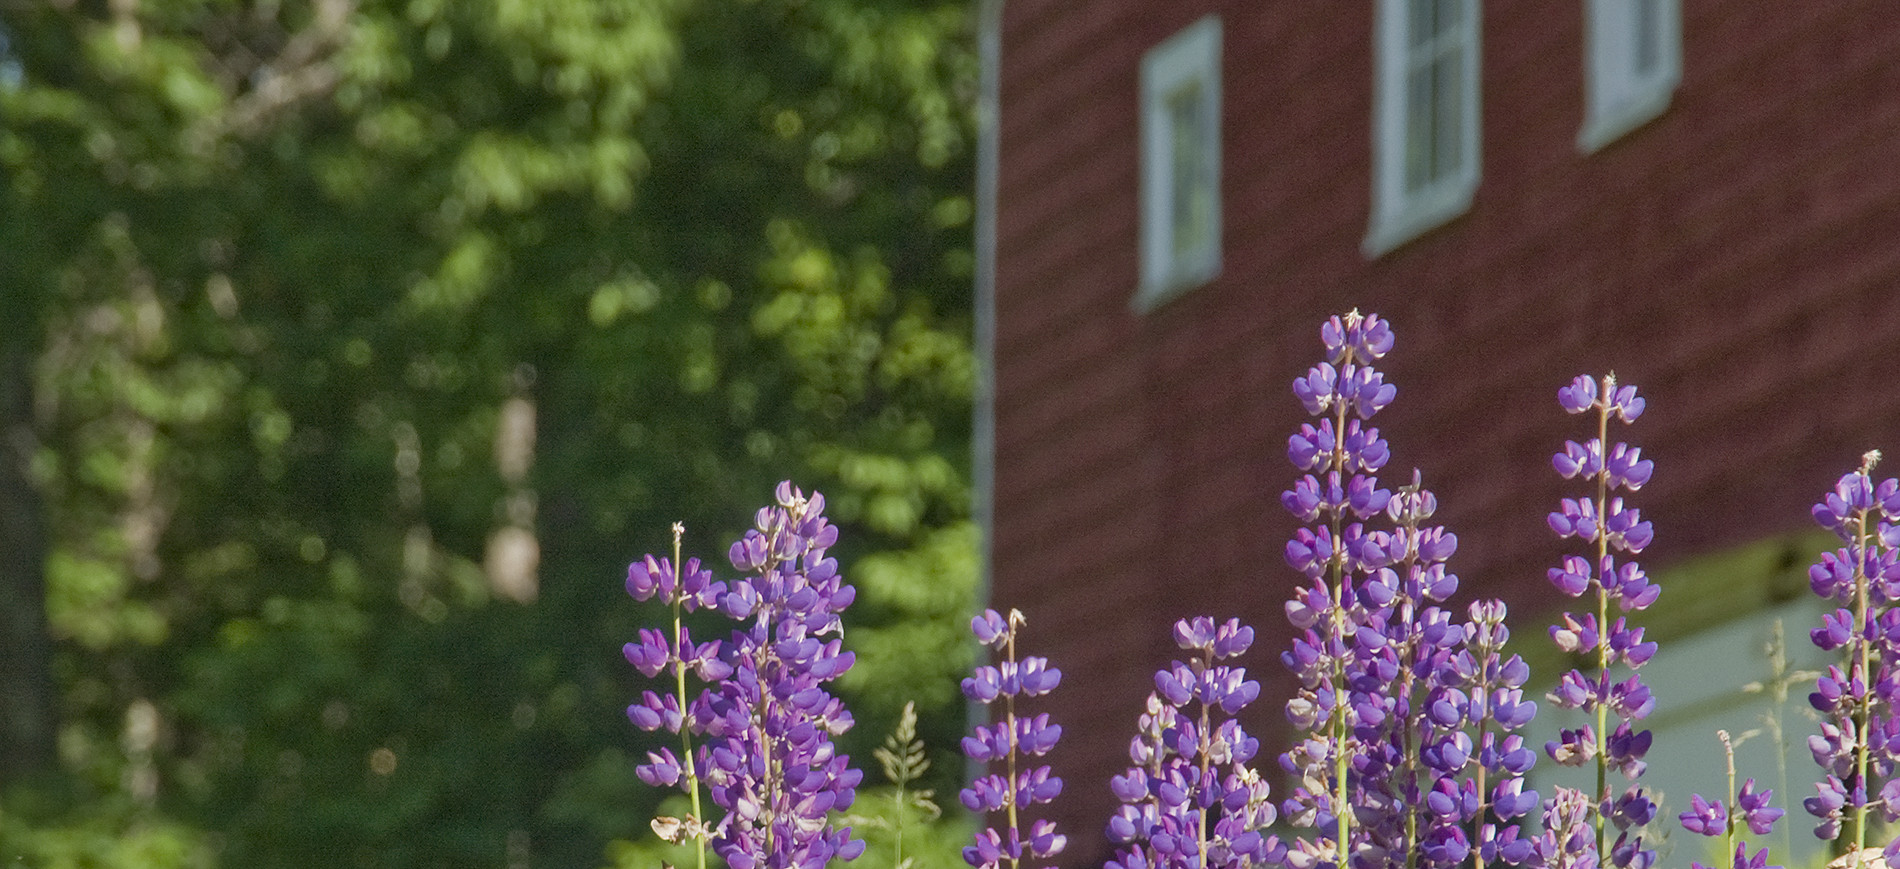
[1136,15,1222,312]
[1365,0,1481,258]
[1579,0,1681,152]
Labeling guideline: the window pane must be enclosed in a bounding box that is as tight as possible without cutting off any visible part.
[1409,0,1436,49]
[1435,0,1463,37]
[1402,0,1471,193]
[1404,64,1435,193]
[1167,82,1209,259]
[1371,0,1479,253]
[1435,48,1463,180]
[1138,15,1220,296]
[1634,0,1660,75]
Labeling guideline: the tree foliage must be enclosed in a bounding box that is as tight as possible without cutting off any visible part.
[0,0,977,864]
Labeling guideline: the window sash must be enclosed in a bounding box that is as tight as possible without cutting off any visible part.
[1366,0,1480,257]
[1137,16,1222,310]
[1580,0,1681,152]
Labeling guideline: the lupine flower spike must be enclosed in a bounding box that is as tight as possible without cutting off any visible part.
[1108,617,1283,869]
[625,522,728,869]
[1451,598,1542,869]
[961,608,1065,869]
[1541,374,1658,869]
[707,482,865,869]
[626,484,864,869]
[1277,312,1537,869]
[1330,476,1542,869]
[1278,310,1399,869]
[1679,731,1783,869]
[1804,451,1900,869]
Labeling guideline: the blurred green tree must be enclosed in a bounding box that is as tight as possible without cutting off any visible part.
[0,0,977,865]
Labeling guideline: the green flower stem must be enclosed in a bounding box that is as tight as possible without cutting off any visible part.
[1003,611,1022,869]
[1329,391,1354,869]
[1593,392,1612,861]
[1196,647,1214,869]
[1852,503,1873,864]
[670,523,707,869]
[1719,730,1738,865]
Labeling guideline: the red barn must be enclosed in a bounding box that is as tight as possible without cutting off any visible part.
[974,2,1900,864]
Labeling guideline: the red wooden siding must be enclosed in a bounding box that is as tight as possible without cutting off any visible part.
[990,2,1900,864]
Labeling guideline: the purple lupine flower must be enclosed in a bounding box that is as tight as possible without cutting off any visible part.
[1109,617,1281,869]
[695,482,864,869]
[1736,779,1784,836]
[1277,312,1400,869]
[1543,373,1657,869]
[624,523,730,857]
[1803,450,1900,857]
[1527,786,1599,869]
[1692,843,1777,869]
[1557,375,1598,415]
[1458,599,1542,865]
[1342,476,1540,869]
[1680,794,1727,837]
[1276,312,1537,869]
[960,608,1066,869]
[1682,733,1785,869]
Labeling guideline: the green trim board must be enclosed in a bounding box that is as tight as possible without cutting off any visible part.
[1517,529,1846,867]
[1516,528,1837,696]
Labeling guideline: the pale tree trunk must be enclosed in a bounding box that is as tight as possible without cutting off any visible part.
[0,327,56,782]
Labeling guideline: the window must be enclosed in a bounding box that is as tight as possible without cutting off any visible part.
[1137,16,1221,311]
[1366,0,1481,257]
[1579,0,1681,152]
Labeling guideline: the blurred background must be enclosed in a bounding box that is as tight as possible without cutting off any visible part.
[0,1,981,865]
